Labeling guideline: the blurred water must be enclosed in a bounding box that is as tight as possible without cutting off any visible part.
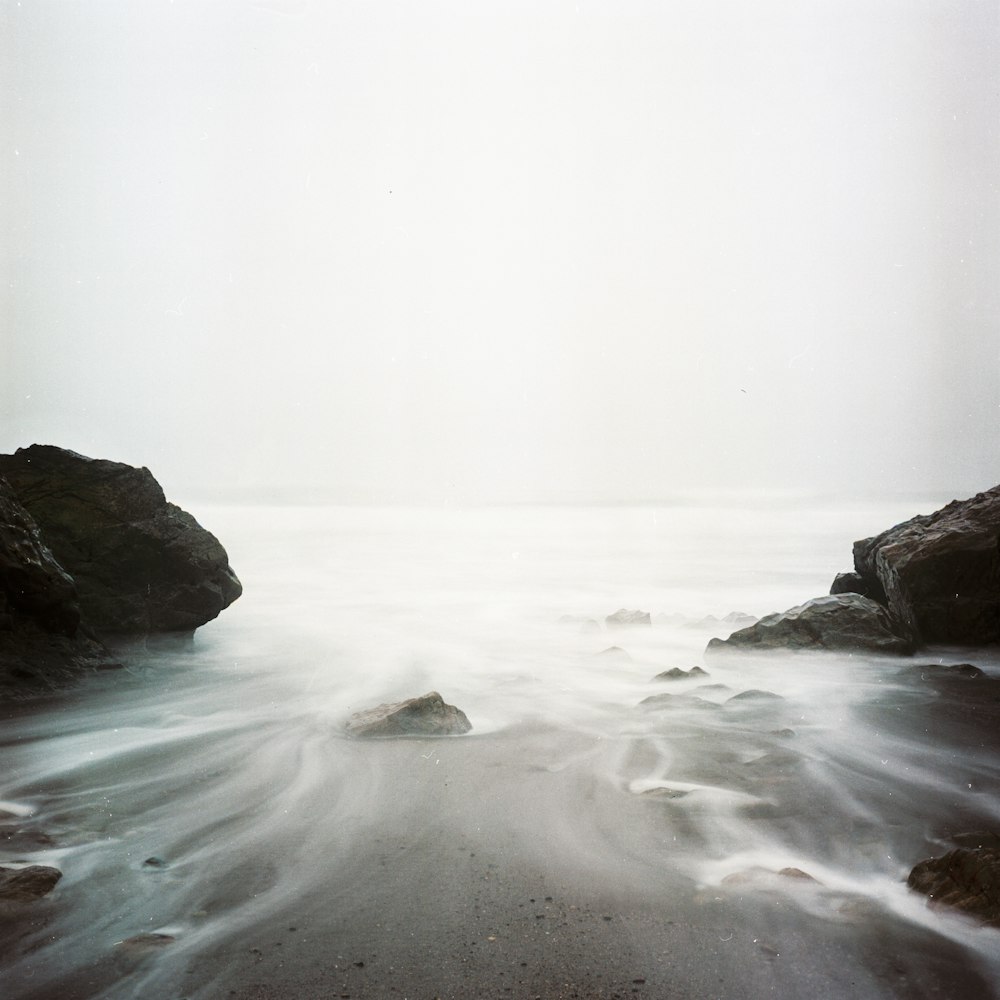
[2,497,999,998]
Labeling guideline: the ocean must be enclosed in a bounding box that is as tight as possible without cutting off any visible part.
[2,495,999,998]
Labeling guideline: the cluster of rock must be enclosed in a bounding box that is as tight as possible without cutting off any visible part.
[708,486,1000,656]
[697,486,1000,926]
[0,445,242,696]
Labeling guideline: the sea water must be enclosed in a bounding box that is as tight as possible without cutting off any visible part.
[2,495,999,998]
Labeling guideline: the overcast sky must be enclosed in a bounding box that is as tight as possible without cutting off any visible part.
[2,0,997,504]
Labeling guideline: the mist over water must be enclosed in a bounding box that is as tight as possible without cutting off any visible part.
[2,496,999,998]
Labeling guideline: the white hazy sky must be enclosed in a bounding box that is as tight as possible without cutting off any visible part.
[2,0,998,504]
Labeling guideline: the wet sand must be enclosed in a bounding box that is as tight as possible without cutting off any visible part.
[8,693,995,1000]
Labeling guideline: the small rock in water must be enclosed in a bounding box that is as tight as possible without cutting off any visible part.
[606,609,651,627]
[595,646,632,662]
[778,867,819,882]
[726,689,784,703]
[908,846,1000,926]
[0,864,62,900]
[903,662,985,680]
[142,856,168,869]
[345,691,472,738]
[652,666,709,681]
[117,932,176,950]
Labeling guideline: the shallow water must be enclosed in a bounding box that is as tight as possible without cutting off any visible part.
[2,497,999,998]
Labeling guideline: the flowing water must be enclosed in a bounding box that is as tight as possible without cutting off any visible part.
[2,496,999,998]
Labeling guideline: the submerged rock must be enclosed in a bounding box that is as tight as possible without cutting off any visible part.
[652,666,709,681]
[345,691,472,738]
[0,864,62,901]
[908,846,1000,926]
[0,445,242,634]
[595,646,632,662]
[705,594,914,656]
[606,608,651,627]
[852,486,1000,645]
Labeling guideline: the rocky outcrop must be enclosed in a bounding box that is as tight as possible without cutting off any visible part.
[0,475,120,696]
[0,445,242,633]
[606,609,651,627]
[850,487,1000,645]
[653,666,709,681]
[908,846,1000,926]
[0,864,62,901]
[705,594,914,656]
[345,691,472,738]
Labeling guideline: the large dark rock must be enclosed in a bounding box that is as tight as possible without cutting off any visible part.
[852,487,1000,645]
[0,446,242,634]
[908,846,1000,926]
[705,594,914,656]
[0,475,79,636]
[0,475,120,696]
[0,864,62,901]
[345,691,472,738]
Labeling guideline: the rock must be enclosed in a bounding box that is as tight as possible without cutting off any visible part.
[0,476,79,635]
[652,666,709,681]
[908,847,1000,925]
[639,692,718,710]
[0,445,242,634]
[852,486,1000,645]
[0,864,62,900]
[345,691,472,738]
[901,663,985,681]
[595,646,632,662]
[722,612,758,627]
[829,571,873,597]
[779,867,819,882]
[727,689,784,703]
[654,612,687,626]
[559,615,601,631]
[706,594,914,656]
[0,475,121,695]
[116,932,176,950]
[606,609,651,627]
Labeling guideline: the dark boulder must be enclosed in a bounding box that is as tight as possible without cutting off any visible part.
[852,486,1000,645]
[0,864,62,901]
[0,445,242,634]
[0,475,79,636]
[706,594,914,656]
[908,846,1000,926]
[345,691,472,738]
[0,475,120,695]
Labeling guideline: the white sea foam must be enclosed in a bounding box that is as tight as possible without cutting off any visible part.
[2,497,998,998]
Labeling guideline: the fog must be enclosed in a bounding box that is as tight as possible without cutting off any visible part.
[2,0,998,504]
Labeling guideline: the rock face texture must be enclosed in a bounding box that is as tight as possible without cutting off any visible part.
[0,445,242,633]
[0,475,120,695]
[345,691,472,738]
[705,594,914,656]
[850,487,1000,645]
[908,847,1000,926]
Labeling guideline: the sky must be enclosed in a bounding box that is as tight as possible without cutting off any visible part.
[2,0,998,505]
